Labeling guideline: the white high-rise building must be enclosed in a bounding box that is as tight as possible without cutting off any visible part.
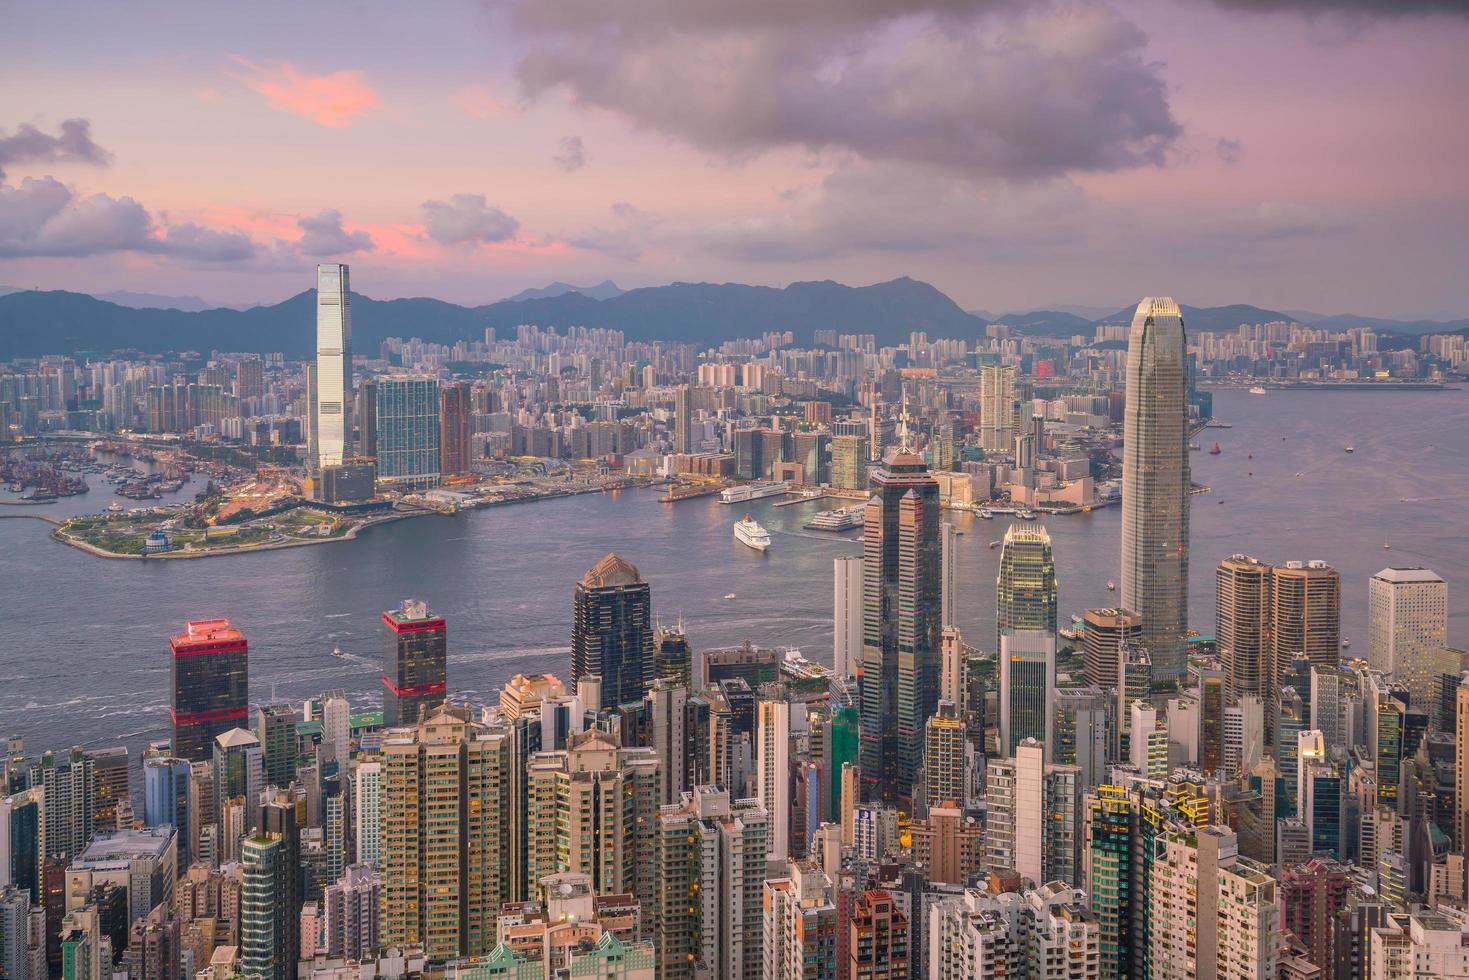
[314,263,354,469]
[980,365,1017,453]
[353,761,381,869]
[321,691,351,762]
[1120,297,1190,683]
[1368,567,1447,703]
[987,740,1080,887]
[833,556,863,678]
[756,698,791,863]
[1149,826,1278,980]
[927,882,1100,980]
[941,522,958,629]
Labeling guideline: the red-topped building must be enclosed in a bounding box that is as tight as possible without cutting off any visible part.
[382,599,447,726]
[169,619,248,761]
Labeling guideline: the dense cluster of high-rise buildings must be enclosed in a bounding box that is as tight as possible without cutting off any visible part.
[3,286,1469,980]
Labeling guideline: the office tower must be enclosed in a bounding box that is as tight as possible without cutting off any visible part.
[1310,664,1355,754]
[211,730,262,858]
[979,365,1016,452]
[939,522,958,631]
[1302,757,1344,860]
[437,380,473,479]
[313,263,353,470]
[924,701,966,814]
[1217,555,1271,704]
[1272,559,1341,672]
[996,523,1058,647]
[1149,826,1278,980]
[1082,608,1141,691]
[254,704,296,788]
[374,376,440,488]
[672,384,693,454]
[1053,687,1108,788]
[756,698,792,862]
[321,691,350,762]
[1000,631,1056,756]
[829,435,865,490]
[646,679,689,805]
[655,787,767,980]
[847,890,908,980]
[85,748,127,832]
[572,554,655,711]
[140,756,190,867]
[322,864,378,961]
[352,761,380,870]
[1276,688,1307,815]
[762,862,837,980]
[379,705,510,960]
[825,707,859,825]
[524,729,659,918]
[1370,567,1449,713]
[859,449,942,805]
[381,599,446,727]
[169,620,248,763]
[939,627,965,710]
[1196,669,1225,776]
[354,378,377,458]
[1120,297,1190,683]
[0,788,42,902]
[833,556,863,680]
[654,628,692,687]
[240,834,290,980]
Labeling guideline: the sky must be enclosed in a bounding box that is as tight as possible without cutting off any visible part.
[2,0,1467,316]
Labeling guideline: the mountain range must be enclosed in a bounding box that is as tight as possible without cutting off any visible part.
[0,278,1464,359]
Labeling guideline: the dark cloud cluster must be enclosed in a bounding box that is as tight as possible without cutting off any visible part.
[554,136,586,172]
[1206,0,1469,13]
[0,176,256,260]
[0,118,111,180]
[421,193,521,245]
[502,0,1181,179]
[296,209,375,255]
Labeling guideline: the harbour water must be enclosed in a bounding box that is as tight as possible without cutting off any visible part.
[1,389,1466,755]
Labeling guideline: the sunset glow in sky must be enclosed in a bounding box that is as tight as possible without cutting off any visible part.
[3,0,1467,315]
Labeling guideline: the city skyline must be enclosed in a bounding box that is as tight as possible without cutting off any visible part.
[3,4,1469,317]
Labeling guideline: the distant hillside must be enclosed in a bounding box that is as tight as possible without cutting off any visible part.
[501,280,625,303]
[1094,303,1294,332]
[0,277,986,357]
[994,310,1095,336]
[95,290,215,312]
[475,277,983,347]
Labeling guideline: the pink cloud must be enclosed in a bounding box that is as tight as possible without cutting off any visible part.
[230,58,379,128]
[454,83,513,120]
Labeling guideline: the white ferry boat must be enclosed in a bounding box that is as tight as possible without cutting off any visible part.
[734,514,772,551]
[720,481,789,504]
[1248,385,1267,395]
[805,505,865,531]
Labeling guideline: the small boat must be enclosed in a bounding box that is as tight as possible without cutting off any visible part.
[1208,444,1222,455]
[1383,543,1391,550]
[1342,638,1351,649]
[1106,580,1116,591]
[1248,386,1267,395]
[723,593,737,600]
[976,508,994,519]
[989,541,1000,549]
[1188,443,1201,451]
[1016,509,1037,520]
[331,647,345,658]
[1344,446,1355,453]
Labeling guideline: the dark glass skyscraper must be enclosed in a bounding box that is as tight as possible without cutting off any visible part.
[859,449,941,806]
[381,600,447,727]
[169,619,249,762]
[438,381,472,476]
[571,553,654,711]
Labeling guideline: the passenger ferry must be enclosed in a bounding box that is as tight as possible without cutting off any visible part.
[734,515,772,551]
[1248,386,1267,395]
[805,506,865,531]
[720,481,789,504]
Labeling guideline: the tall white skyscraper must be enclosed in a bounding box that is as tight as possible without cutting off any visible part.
[941,522,958,630]
[756,698,791,863]
[314,263,354,469]
[1368,566,1447,682]
[1121,296,1190,683]
[979,364,1016,453]
[833,555,863,679]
